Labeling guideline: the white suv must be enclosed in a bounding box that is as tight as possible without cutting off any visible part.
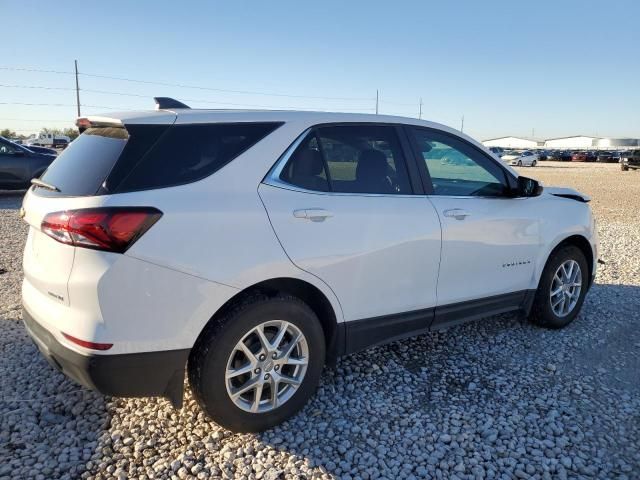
[21,98,597,432]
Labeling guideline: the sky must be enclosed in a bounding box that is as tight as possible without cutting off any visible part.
[1,0,639,140]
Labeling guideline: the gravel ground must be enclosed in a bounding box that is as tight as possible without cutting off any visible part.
[1,161,639,480]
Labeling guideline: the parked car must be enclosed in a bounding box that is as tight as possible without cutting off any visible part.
[620,150,640,171]
[536,149,549,161]
[488,146,504,158]
[21,99,597,432]
[571,151,596,162]
[0,136,56,190]
[559,151,574,162]
[596,151,614,163]
[501,150,539,166]
[25,132,70,148]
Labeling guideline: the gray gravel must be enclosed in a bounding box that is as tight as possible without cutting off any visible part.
[1,162,639,479]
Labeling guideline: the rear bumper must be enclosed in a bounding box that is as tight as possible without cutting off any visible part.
[22,307,189,407]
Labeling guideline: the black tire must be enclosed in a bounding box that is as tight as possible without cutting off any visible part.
[188,294,325,432]
[530,245,589,329]
[621,164,629,171]
[532,160,537,167]
[517,160,523,166]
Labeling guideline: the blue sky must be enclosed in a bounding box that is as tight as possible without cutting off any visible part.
[1,0,638,140]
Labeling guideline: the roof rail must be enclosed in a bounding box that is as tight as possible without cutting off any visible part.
[154,97,190,110]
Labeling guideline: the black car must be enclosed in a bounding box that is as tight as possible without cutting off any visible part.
[621,150,640,171]
[559,150,574,162]
[0,137,56,190]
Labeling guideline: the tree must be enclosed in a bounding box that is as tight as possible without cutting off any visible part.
[0,128,18,139]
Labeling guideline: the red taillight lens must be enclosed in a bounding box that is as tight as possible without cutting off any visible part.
[41,207,162,253]
[62,332,113,351]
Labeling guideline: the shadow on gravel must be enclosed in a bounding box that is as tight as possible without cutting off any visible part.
[2,282,638,478]
[0,190,25,210]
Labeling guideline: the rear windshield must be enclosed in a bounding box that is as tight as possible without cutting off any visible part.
[35,122,282,197]
[38,127,130,197]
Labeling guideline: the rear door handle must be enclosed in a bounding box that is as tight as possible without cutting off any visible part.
[293,208,333,222]
[443,208,471,220]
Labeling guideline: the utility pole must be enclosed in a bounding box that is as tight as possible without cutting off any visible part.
[419,97,423,119]
[460,115,464,133]
[375,90,379,115]
[74,60,81,117]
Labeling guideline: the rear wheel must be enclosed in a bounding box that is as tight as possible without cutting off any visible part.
[188,294,325,432]
[532,160,537,167]
[530,245,589,329]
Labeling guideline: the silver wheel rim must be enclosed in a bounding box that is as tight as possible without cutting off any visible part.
[225,320,309,413]
[550,259,582,317]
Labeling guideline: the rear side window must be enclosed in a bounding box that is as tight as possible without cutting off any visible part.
[113,123,282,193]
[35,122,281,197]
[280,125,412,195]
[279,134,330,192]
[38,127,131,197]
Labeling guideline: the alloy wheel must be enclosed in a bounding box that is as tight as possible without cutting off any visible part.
[550,259,582,317]
[225,320,309,413]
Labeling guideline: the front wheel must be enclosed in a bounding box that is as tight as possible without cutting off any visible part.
[188,294,325,432]
[530,245,589,329]
[517,160,523,166]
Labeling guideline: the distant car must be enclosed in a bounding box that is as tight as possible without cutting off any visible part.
[536,150,549,161]
[502,150,538,167]
[0,136,56,190]
[558,151,573,162]
[571,151,596,162]
[25,145,58,156]
[488,146,504,158]
[620,150,640,171]
[596,151,615,163]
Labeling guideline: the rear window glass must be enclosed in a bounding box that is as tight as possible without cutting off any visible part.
[37,127,130,197]
[113,123,282,193]
[34,122,282,197]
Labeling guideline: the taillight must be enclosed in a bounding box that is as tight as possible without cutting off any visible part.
[41,207,162,253]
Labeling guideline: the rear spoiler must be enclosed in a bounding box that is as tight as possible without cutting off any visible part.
[76,97,188,133]
[76,116,124,134]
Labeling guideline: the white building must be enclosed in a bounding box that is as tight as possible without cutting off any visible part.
[544,136,598,149]
[482,136,542,149]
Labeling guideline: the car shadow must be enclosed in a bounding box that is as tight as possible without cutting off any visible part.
[0,190,25,210]
[2,282,638,477]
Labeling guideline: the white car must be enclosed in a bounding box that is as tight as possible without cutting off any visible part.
[21,98,597,432]
[502,150,539,167]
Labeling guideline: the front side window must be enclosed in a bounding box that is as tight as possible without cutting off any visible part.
[410,128,508,197]
[280,124,412,195]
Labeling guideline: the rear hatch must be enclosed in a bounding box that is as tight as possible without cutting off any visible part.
[23,113,283,307]
[22,117,174,306]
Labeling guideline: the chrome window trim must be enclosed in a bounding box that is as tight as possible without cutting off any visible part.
[263,126,522,200]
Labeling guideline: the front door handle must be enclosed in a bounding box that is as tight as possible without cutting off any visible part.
[293,208,333,222]
[443,208,471,220]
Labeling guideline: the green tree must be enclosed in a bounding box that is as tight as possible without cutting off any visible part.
[0,128,18,139]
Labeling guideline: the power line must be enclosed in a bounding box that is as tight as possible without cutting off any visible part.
[78,71,373,101]
[0,83,375,111]
[0,66,74,75]
[0,102,122,109]
[0,117,72,122]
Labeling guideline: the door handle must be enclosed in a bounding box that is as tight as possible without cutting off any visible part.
[443,208,471,220]
[293,208,333,222]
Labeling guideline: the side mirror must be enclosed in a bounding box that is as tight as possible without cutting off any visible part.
[516,176,543,197]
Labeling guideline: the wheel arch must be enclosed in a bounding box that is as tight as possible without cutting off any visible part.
[192,277,344,366]
[543,234,594,286]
